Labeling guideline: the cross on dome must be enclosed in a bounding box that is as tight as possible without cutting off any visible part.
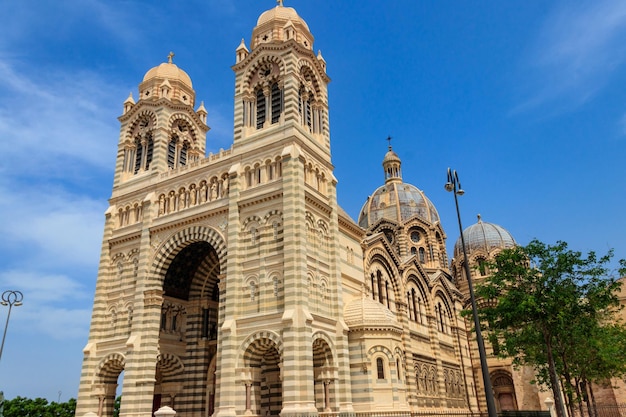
[167,51,175,64]
[276,0,284,6]
[386,135,392,150]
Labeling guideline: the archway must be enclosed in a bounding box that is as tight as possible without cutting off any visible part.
[96,354,125,417]
[313,336,336,412]
[492,371,518,411]
[157,240,222,415]
[242,338,283,416]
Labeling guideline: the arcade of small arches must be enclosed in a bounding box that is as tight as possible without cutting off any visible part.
[241,56,327,136]
[365,256,457,337]
[120,112,203,177]
[115,153,330,229]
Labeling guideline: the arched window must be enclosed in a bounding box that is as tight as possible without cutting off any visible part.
[145,135,153,169]
[299,87,312,131]
[377,271,384,305]
[396,358,402,382]
[256,88,266,129]
[179,141,188,166]
[134,138,143,173]
[478,258,487,276]
[168,137,177,168]
[270,82,282,124]
[376,358,385,380]
[419,247,426,263]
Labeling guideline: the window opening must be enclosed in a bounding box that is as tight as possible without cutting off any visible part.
[256,89,266,129]
[376,358,385,380]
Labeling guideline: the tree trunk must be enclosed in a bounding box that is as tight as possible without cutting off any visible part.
[545,331,567,417]
[589,382,598,417]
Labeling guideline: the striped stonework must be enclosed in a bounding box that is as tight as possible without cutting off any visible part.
[73,4,519,417]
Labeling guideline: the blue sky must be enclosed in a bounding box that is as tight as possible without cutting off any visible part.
[0,0,625,402]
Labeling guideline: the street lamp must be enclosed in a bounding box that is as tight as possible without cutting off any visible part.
[0,290,24,363]
[445,168,497,417]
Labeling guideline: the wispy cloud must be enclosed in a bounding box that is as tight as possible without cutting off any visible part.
[0,270,92,340]
[0,61,120,176]
[515,0,626,112]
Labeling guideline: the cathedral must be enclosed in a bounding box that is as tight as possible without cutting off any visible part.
[75,4,548,417]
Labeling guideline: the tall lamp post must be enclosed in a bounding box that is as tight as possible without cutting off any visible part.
[0,290,24,363]
[445,169,497,417]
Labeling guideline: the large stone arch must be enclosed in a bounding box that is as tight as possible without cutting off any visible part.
[238,331,284,417]
[239,330,284,366]
[151,225,227,284]
[96,352,126,384]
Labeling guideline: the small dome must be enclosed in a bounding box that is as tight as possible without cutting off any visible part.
[358,182,440,228]
[453,215,516,259]
[382,148,401,165]
[257,5,310,31]
[143,60,192,89]
[344,296,400,329]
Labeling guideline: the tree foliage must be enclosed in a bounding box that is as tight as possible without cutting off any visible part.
[3,396,76,417]
[475,239,626,417]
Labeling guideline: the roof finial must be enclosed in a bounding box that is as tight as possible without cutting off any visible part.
[167,51,175,64]
[276,0,284,6]
[386,135,392,150]
[477,214,482,222]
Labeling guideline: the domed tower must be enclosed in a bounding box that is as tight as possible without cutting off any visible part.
[114,53,209,184]
[232,2,330,155]
[451,217,541,412]
[353,146,478,414]
[359,145,448,269]
[450,214,516,294]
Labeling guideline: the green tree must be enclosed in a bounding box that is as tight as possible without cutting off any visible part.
[3,396,76,417]
[475,239,626,417]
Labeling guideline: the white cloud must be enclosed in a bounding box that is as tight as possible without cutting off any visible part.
[0,270,92,340]
[515,0,626,112]
[0,179,105,269]
[0,61,120,175]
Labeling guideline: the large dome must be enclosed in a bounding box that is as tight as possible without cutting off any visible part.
[358,182,440,228]
[257,5,310,31]
[453,215,516,258]
[143,60,193,89]
[358,145,440,229]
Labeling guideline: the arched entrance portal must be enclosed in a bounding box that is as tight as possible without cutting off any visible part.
[156,240,221,416]
[492,371,518,411]
[242,339,283,416]
[313,336,336,412]
[96,354,125,417]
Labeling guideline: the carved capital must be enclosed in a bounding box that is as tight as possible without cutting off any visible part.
[144,289,164,307]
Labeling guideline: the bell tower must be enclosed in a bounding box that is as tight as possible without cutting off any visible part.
[114,53,209,186]
[232,3,330,156]
[76,4,354,417]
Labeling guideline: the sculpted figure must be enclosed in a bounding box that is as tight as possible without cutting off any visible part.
[159,194,165,215]
[179,189,187,209]
[210,181,217,201]
[169,191,176,212]
[199,182,207,203]
[221,176,229,197]
[189,184,197,205]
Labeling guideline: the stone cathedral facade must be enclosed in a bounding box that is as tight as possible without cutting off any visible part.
[76,4,544,417]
